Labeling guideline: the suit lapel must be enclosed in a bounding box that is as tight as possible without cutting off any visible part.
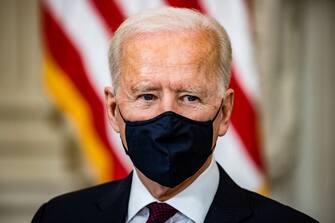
[94,172,133,223]
[204,164,252,223]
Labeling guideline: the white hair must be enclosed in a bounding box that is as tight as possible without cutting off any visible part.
[108,7,232,93]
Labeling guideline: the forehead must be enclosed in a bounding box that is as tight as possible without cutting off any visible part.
[118,30,219,92]
[121,29,217,69]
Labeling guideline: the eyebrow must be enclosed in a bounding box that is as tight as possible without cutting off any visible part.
[129,82,208,96]
[130,83,161,94]
[176,87,207,96]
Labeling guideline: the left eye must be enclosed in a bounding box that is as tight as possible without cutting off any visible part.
[184,95,199,102]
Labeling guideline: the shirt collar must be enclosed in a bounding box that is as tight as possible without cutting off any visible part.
[127,157,219,223]
[126,169,156,222]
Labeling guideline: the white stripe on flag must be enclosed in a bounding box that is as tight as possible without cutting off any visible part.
[115,0,165,16]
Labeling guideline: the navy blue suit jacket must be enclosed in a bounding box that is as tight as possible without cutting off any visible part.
[32,164,317,223]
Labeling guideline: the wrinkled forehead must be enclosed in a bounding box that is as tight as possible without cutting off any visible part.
[120,29,219,74]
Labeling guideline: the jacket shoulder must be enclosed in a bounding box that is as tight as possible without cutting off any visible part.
[48,179,122,206]
[245,189,318,222]
[31,179,125,223]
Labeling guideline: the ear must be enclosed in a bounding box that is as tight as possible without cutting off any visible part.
[104,86,120,133]
[218,88,234,136]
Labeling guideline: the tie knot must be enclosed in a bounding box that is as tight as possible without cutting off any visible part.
[146,202,178,223]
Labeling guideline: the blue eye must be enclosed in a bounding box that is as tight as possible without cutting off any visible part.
[142,94,154,101]
[186,95,198,101]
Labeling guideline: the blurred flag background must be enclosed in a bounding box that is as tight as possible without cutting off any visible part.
[0,0,334,223]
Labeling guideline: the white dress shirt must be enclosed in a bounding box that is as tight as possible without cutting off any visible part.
[126,158,220,223]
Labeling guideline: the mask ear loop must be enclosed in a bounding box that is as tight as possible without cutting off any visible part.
[117,106,128,123]
[208,99,224,152]
[211,99,224,122]
[116,107,131,154]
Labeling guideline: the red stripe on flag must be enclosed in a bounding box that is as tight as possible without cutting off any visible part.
[165,0,204,10]
[230,67,264,171]
[90,0,125,34]
[42,4,127,180]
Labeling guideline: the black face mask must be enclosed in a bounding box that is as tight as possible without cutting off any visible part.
[119,103,222,188]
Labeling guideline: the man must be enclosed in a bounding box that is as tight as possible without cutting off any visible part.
[32,7,317,223]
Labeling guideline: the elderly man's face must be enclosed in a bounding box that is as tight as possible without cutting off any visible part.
[106,30,233,149]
